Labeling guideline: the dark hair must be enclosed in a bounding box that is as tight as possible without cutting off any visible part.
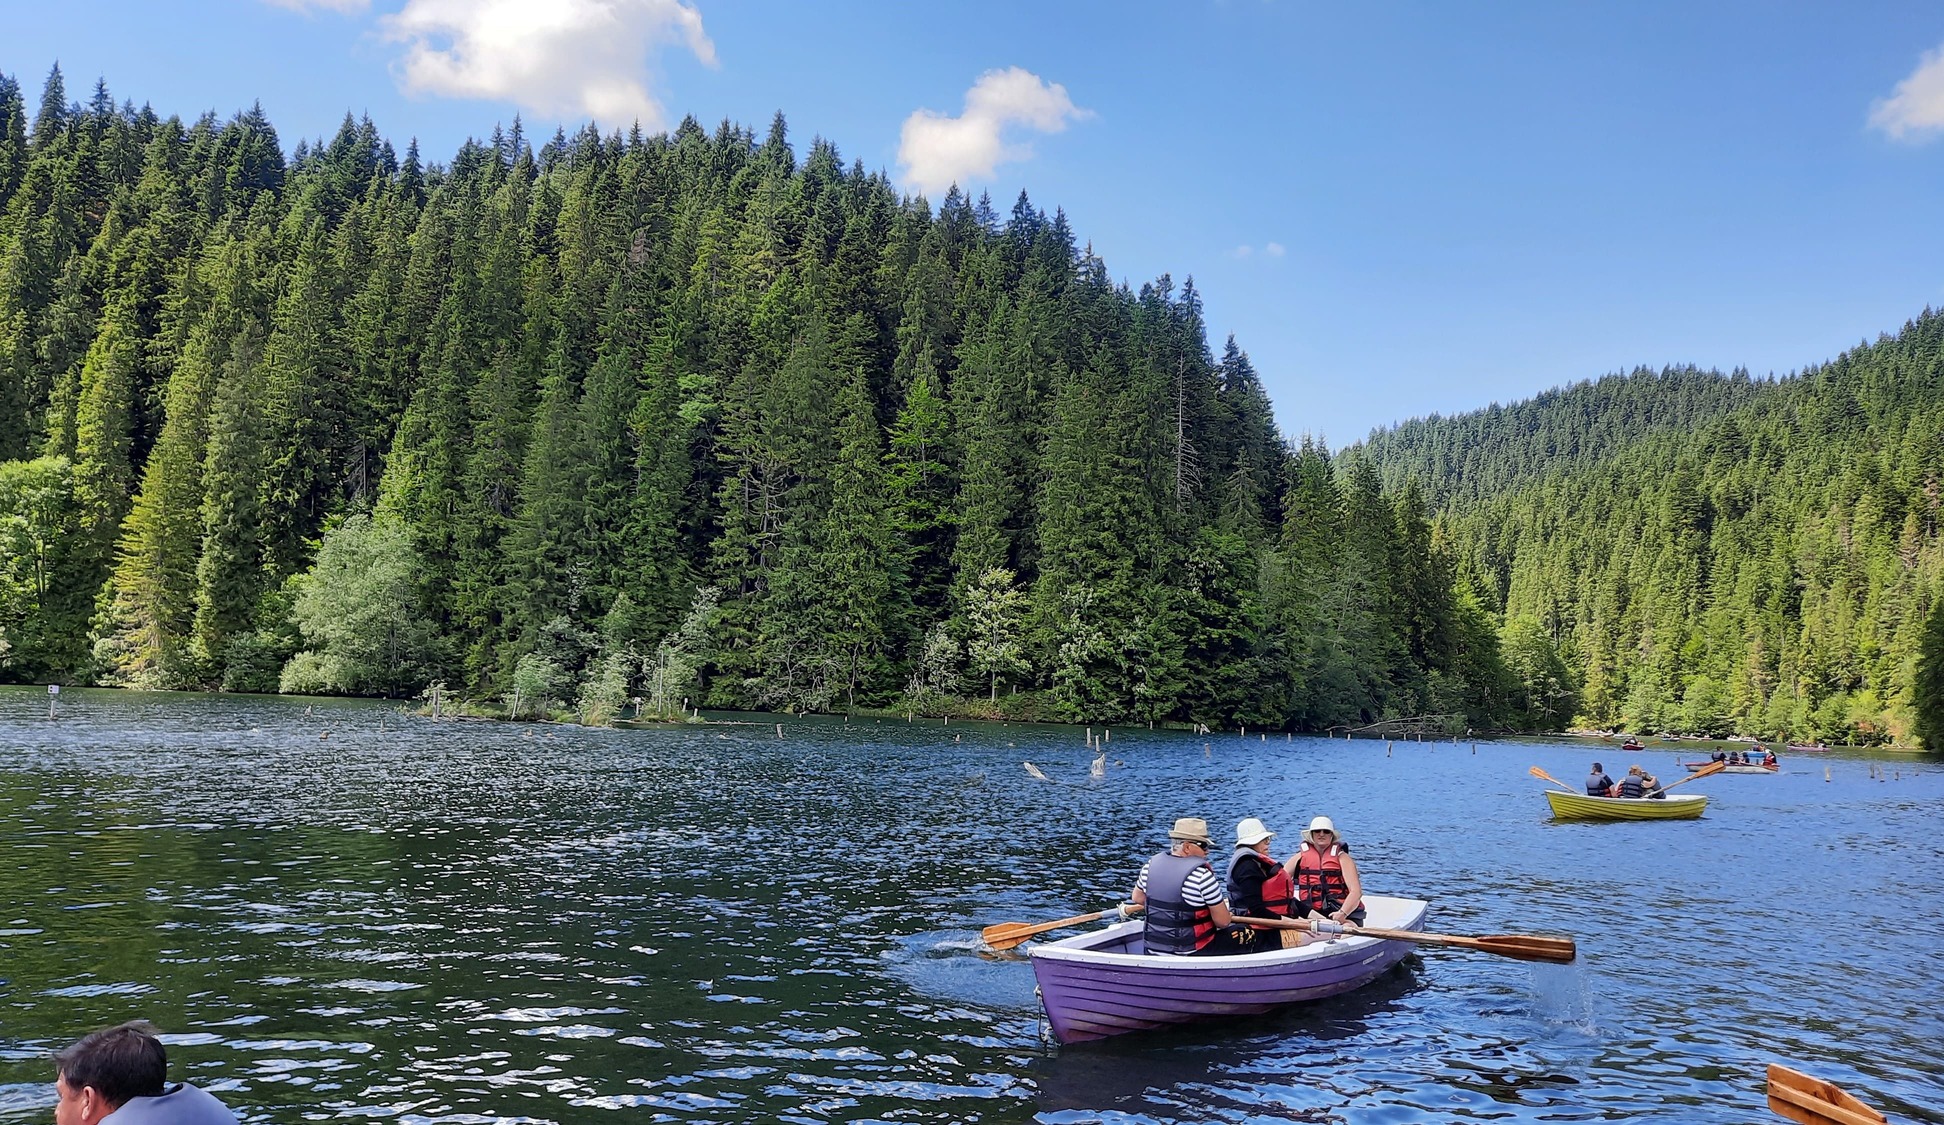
[1591,762,1603,772]
[54,1021,167,1107]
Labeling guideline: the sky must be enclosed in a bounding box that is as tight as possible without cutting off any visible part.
[8,1,1944,445]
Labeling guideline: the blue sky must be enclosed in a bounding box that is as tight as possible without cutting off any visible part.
[8,2,1944,444]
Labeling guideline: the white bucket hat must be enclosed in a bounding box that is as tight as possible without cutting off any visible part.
[1302,816,1338,843]
[1235,817,1275,847]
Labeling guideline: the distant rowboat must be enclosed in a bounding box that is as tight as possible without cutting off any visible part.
[1683,760,1777,774]
[1027,895,1427,1044]
[1544,791,1708,820]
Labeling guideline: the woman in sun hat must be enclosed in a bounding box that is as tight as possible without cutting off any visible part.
[1285,815,1366,928]
[1225,817,1296,920]
[1228,817,1308,950]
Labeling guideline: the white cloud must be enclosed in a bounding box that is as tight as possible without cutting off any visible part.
[1869,44,1944,141]
[898,67,1090,195]
[380,0,715,130]
[258,0,369,12]
[1231,242,1285,259]
[1264,242,1286,258]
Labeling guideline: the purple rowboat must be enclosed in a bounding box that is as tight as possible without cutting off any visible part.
[1027,894,1429,1044]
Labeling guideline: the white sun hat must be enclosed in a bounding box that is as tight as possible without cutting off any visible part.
[1234,817,1275,847]
[1302,816,1338,843]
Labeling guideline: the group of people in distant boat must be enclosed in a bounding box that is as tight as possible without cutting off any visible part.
[1585,761,1666,799]
[1126,814,1366,956]
[1710,748,1777,766]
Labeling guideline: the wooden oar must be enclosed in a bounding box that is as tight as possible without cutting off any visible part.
[1767,1063,1888,1125]
[1237,915,1576,964]
[1528,765,1580,793]
[982,904,1141,950]
[1657,759,1725,792]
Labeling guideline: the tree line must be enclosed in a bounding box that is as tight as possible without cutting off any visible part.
[0,67,1565,731]
[1361,327,1944,746]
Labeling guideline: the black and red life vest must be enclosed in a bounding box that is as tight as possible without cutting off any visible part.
[1225,848,1296,917]
[1142,851,1218,955]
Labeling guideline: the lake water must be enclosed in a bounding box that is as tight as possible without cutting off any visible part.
[1,687,1939,1124]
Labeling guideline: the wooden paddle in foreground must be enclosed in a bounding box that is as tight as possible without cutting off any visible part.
[1528,765,1579,793]
[1767,1063,1888,1125]
[1658,758,1725,790]
[1237,915,1576,964]
[983,904,1141,951]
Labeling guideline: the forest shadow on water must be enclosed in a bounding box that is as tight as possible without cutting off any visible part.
[2,688,1941,1124]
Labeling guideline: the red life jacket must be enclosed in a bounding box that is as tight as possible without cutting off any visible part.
[1225,849,1297,917]
[1293,841,1351,913]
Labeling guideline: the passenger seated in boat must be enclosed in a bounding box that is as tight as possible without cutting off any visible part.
[1226,817,1294,918]
[1227,817,1307,951]
[1763,750,1777,767]
[53,1020,239,1125]
[1617,765,1648,798]
[1286,817,1366,928]
[1131,817,1261,956]
[1586,762,1616,797]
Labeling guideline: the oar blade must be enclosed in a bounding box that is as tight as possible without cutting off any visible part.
[1766,1064,1887,1125]
[1476,933,1578,964]
[1528,765,1576,793]
[981,923,1036,950]
[980,908,1112,950]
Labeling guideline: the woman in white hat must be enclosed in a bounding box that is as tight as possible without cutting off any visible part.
[1225,817,1296,920]
[1284,816,1365,928]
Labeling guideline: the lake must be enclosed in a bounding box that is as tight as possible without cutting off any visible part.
[1,687,1939,1123]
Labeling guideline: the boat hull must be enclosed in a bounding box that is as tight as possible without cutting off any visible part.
[1544,791,1707,820]
[1682,761,1776,774]
[1027,895,1427,1045]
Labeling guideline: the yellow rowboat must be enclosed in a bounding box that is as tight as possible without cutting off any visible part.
[1544,791,1708,820]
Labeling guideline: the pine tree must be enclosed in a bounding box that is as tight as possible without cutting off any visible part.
[1914,590,1944,751]
[189,322,270,674]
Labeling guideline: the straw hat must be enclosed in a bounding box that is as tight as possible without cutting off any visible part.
[1167,817,1213,846]
[1235,817,1275,847]
[1301,815,1339,844]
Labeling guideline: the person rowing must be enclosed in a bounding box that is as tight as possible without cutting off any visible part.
[1130,817,1260,955]
[1286,816,1366,928]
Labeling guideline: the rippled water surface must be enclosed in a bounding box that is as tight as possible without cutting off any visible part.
[2,687,1940,1123]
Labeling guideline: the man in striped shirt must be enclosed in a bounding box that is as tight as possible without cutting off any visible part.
[1130,817,1259,955]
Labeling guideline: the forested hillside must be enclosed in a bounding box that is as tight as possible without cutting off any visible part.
[0,67,1542,731]
[1362,315,1944,744]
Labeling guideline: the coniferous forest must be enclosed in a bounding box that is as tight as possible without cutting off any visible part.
[3,67,1942,743]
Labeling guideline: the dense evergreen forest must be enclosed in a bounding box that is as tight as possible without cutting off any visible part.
[0,68,1543,732]
[1362,329,1944,746]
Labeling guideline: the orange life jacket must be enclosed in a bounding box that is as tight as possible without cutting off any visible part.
[1293,841,1352,914]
